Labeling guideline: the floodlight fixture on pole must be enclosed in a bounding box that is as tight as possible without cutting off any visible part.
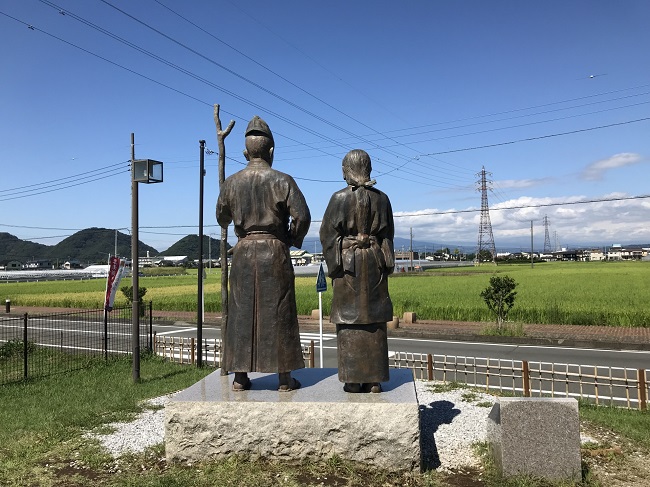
[131,142,163,383]
[132,159,164,184]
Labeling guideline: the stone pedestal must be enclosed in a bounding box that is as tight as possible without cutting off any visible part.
[387,316,400,329]
[403,312,416,324]
[165,368,420,471]
[487,397,581,481]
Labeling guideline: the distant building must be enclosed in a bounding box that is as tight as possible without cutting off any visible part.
[63,260,83,270]
[5,261,22,270]
[24,259,52,269]
[158,256,189,267]
[290,250,313,266]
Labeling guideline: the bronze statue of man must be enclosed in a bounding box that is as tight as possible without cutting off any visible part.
[217,115,311,391]
[319,149,395,393]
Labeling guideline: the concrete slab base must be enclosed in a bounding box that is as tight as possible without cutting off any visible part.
[165,368,420,471]
[487,397,581,481]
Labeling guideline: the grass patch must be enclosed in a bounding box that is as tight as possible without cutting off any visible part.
[474,441,598,486]
[0,356,448,486]
[425,381,467,394]
[481,322,525,337]
[0,355,211,486]
[579,402,650,450]
[460,391,480,402]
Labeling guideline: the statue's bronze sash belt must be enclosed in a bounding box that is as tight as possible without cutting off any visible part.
[341,234,379,273]
[239,231,288,246]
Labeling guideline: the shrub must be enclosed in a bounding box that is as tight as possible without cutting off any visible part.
[0,340,36,360]
[120,286,147,316]
[120,286,147,304]
[480,275,517,330]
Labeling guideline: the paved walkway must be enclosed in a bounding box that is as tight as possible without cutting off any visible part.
[6,306,650,350]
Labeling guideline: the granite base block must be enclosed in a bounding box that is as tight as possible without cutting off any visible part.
[487,397,581,481]
[165,368,420,471]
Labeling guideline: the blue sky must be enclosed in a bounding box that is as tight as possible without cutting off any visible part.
[1,1,649,254]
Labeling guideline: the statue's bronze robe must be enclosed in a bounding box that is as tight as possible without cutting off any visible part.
[320,185,394,383]
[217,159,311,373]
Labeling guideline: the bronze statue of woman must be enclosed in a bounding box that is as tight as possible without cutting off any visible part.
[319,149,395,393]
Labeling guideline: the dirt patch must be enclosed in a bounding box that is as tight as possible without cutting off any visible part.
[580,422,650,487]
[442,467,486,486]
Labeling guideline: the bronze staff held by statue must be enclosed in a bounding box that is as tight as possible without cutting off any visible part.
[216,116,311,392]
[320,149,395,393]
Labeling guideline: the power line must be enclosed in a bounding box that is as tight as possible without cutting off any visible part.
[387,100,650,146]
[37,1,476,185]
[0,168,127,202]
[0,161,128,194]
[386,82,650,135]
[418,117,650,157]
[95,0,423,165]
[4,8,648,194]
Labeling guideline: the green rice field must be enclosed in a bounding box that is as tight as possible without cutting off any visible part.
[1,261,649,327]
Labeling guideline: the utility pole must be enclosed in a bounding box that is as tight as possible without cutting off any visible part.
[410,227,414,272]
[197,140,206,367]
[130,133,140,383]
[543,215,551,253]
[530,220,534,269]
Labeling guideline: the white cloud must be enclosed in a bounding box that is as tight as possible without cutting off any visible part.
[494,177,554,189]
[581,153,643,181]
[392,193,650,250]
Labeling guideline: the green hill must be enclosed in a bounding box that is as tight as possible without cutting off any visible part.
[162,234,228,261]
[0,233,49,265]
[50,228,159,265]
[0,228,159,266]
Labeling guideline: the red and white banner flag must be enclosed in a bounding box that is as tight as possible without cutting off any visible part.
[104,256,127,311]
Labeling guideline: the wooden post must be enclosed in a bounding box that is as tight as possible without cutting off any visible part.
[214,104,235,376]
[522,360,530,397]
[639,369,647,411]
[427,354,433,381]
[191,337,196,365]
[309,340,315,368]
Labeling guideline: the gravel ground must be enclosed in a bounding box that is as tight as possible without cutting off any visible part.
[87,380,593,473]
[87,395,173,457]
[415,381,496,472]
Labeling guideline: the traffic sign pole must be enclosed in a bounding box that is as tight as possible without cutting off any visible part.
[318,291,323,368]
[316,263,327,368]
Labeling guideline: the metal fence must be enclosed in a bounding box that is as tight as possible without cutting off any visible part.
[0,305,153,385]
[152,334,316,369]
[3,309,647,413]
[390,351,649,411]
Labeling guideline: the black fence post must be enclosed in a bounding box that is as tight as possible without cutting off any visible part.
[149,301,153,353]
[103,308,108,361]
[23,313,28,380]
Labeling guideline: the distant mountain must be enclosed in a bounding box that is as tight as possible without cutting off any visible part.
[0,228,158,266]
[50,228,158,264]
[162,235,229,261]
[0,232,49,264]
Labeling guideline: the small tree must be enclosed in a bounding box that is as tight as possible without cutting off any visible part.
[480,275,517,329]
[120,285,147,316]
[120,285,147,303]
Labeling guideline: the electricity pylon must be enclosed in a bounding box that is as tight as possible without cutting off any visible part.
[476,166,496,264]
